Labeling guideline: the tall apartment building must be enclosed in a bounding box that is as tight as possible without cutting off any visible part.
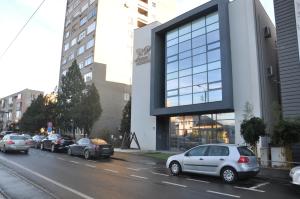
[0,89,44,131]
[59,0,176,136]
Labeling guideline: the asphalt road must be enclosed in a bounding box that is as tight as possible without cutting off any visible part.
[0,149,299,199]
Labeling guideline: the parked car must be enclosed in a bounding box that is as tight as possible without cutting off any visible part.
[0,131,14,140]
[166,144,260,184]
[67,138,114,159]
[0,134,30,154]
[32,135,46,149]
[40,134,74,152]
[290,166,300,186]
[22,134,34,147]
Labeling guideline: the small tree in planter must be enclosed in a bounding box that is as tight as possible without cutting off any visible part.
[240,117,266,155]
[272,119,300,166]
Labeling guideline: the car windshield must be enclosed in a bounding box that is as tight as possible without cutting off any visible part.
[238,146,255,156]
[91,139,107,145]
[10,136,26,140]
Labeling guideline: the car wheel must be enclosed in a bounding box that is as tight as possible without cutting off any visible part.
[40,143,44,150]
[169,161,181,176]
[84,150,90,160]
[51,145,55,153]
[221,167,237,184]
[68,148,73,156]
[2,145,6,153]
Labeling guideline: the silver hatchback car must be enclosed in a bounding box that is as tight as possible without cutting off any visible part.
[166,144,260,183]
[0,134,30,154]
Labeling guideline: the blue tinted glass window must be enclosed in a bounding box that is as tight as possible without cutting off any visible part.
[167,45,178,57]
[167,79,178,90]
[193,46,206,55]
[208,42,220,50]
[166,96,178,107]
[193,53,206,66]
[192,28,205,38]
[179,33,191,42]
[208,61,221,70]
[167,61,178,73]
[179,76,192,87]
[179,68,192,77]
[192,35,206,48]
[167,90,178,97]
[179,50,191,60]
[193,92,207,104]
[206,12,218,25]
[167,29,178,41]
[180,87,192,95]
[179,40,191,52]
[167,71,178,80]
[208,69,221,83]
[192,18,205,30]
[209,89,222,102]
[179,24,191,36]
[167,55,178,63]
[167,38,178,47]
[207,30,220,44]
[193,72,207,85]
[179,94,192,105]
[206,22,219,32]
[179,57,192,70]
[193,64,207,74]
[193,84,207,93]
[207,49,220,63]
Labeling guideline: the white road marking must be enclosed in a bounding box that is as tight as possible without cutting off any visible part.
[186,178,210,184]
[161,181,187,188]
[0,156,94,199]
[88,160,97,163]
[151,172,169,176]
[207,190,240,198]
[104,169,118,173]
[130,175,148,180]
[127,167,140,171]
[85,164,96,168]
[250,182,269,189]
[70,161,79,164]
[234,186,265,193]
[57,157,65,161]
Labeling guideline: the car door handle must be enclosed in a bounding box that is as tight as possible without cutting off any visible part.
[199,158,204,160]
[219,158,225,161]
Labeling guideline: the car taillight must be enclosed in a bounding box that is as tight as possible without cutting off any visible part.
[238,156,250,164]
[6,140,15,145]
[25,140,32,145]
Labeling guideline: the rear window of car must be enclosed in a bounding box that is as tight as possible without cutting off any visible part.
[91,139,107,145]
[10,136,26,140]
[238,146,255,156]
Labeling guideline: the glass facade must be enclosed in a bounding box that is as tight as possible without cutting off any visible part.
[169,113,235,151]
[165,11,222,107]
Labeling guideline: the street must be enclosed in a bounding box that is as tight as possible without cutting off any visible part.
[0,149,299,199]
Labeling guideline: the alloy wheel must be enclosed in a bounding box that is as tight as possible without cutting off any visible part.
[222,168,236,183]
[84,150,90,159]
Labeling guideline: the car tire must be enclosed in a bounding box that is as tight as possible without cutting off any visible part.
[84,150,90,160]
[24,150,29,154]
[40,143,44,150]
[68,148,73,156]
[169,161,181,176]
[51,145,55,153]
[2,145,7,153]
[221,167,237,184]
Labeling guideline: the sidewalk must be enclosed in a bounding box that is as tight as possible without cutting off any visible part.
[0,164,54,199]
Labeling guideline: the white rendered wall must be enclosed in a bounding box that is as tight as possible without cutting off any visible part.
[229,0,262,145]
[130,22,161,150]
[93,0,176,85]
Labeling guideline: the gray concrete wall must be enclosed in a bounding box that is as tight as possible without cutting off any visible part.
[274,0,300,118]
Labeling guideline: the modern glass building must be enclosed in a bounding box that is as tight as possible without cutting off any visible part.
[131,0,280,152]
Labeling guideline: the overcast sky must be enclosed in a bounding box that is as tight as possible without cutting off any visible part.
[0,0,275,98]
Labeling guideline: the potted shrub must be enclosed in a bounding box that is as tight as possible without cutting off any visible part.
[271,119,300,167]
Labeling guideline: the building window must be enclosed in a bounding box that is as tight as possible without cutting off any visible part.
[65,31,70,39]
[87,9,97,20]
[8,97,13,105]
[165,11,222,107]
[16,111,22,119]
[78,30,86,41]
[169,113,235,151]
[78,45,85,55]
[8,112,12,120]
[64,43,69,51]
[68,52,75,61]
[80,16,87,26]
[85,55,93,66]
[71,37,77,46]
[62,69,68,76]
[73,9,80,18]
[65,18,71,27]
[79,61,84,69]
[73,0,80,9]
[87,22,96,35]
[81,3,88,13]
[62,58,67,65]
[17,93,22,100]
[124,93,130,101]
[84,72,93,82]
[86,38,94,49]
[0,100,5,108]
